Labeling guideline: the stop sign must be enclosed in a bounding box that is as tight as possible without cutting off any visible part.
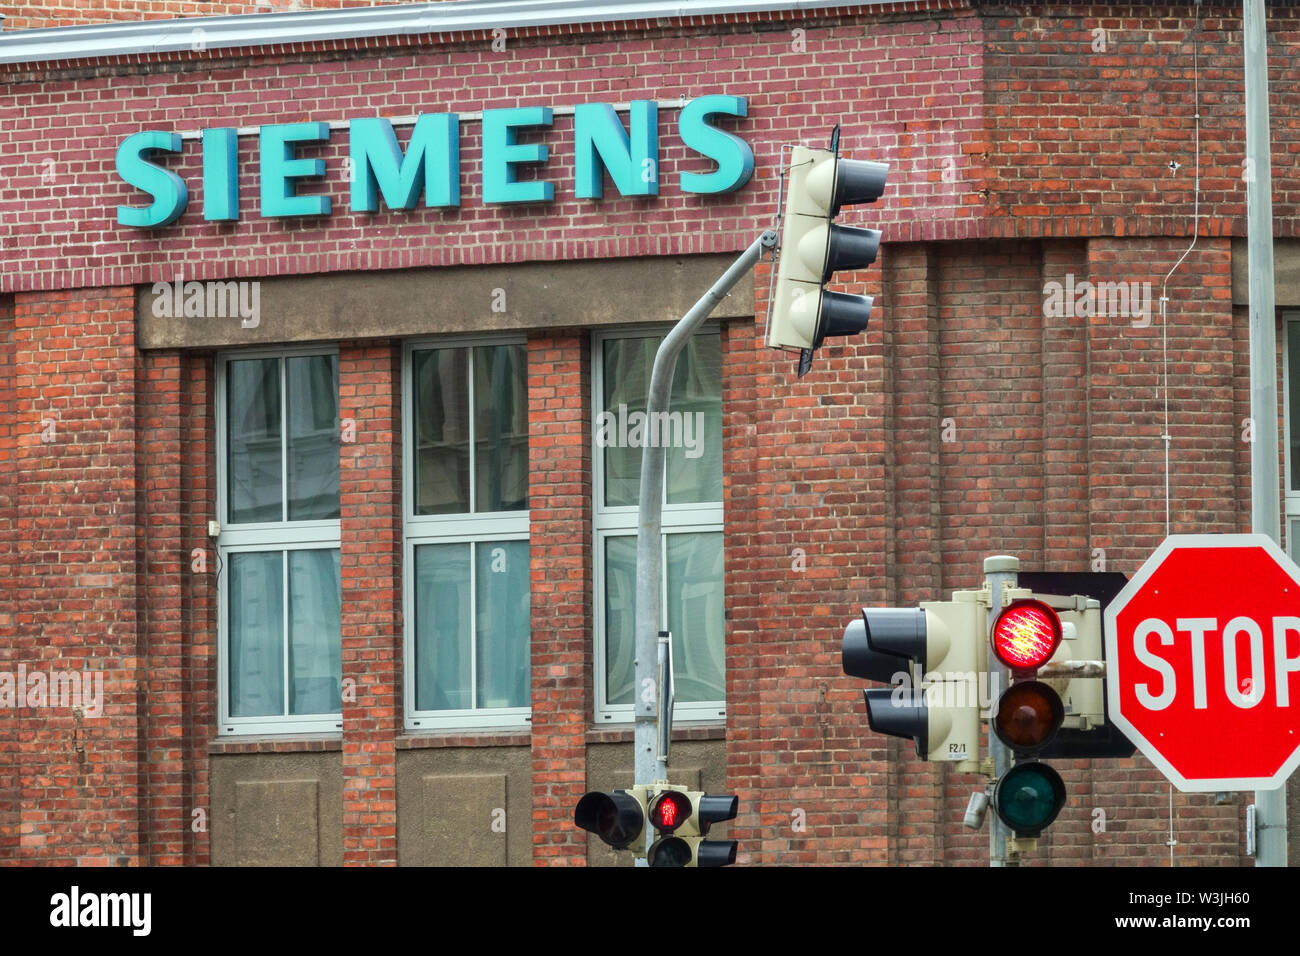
[1105,534,1300,792]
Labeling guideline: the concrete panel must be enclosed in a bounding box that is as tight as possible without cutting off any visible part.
[396,746,530,866]
[1231,238,1300,306]
[210,752,343,866]
[584,739,726,867]
[418,774,508,866]
[234,780,320,866]
[137,254,755,350]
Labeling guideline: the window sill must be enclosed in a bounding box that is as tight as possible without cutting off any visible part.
[585,722,726,745]
[209,733,344,755]
[397,729,532,749]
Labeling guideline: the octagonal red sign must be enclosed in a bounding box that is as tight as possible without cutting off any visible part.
[1105,534,1300,792]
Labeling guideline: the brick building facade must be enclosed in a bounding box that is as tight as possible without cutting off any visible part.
[1,0,1298,865]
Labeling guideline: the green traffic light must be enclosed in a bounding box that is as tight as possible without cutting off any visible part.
[994,762,1066,837]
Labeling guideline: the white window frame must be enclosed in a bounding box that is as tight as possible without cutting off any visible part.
[1283,312,1300,561]
[215,345,342,736]
[592,324,725,724]
[402,334,531,731]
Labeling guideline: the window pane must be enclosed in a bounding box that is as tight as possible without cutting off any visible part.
[1290,320,1300,491]
[603,535,637,705]
[228,358,282,523]
[602,337,655,507]
[286,355,340,520]
[288,548,342,715]
[413,348,471,515]
[601,333,721,507]
[665,334,722,504]
[230,551,284,716]
[666,533,725,703]
[475,541,530,708]
[474,344,529,512]
[414,543,471,710]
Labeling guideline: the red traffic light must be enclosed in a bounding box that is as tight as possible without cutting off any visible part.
[992,599,1061,670]
[648,790,692,833]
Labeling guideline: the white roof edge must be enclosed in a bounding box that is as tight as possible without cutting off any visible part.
[0,0,903,66]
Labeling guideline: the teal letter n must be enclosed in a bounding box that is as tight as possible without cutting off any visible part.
[574,101,658,199]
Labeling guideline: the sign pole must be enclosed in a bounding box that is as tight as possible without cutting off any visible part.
[1244,0,1288,868]
[984,555,1019,867]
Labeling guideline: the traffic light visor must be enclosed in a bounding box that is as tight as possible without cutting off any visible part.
[697,794,739,826]
[842,609,923,682]
[814,292,872,349]
[830,158,889,214]
[822,224,881,281]
[574,790,644,849]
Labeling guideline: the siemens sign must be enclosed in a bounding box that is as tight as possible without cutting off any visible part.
[115,95,753,228]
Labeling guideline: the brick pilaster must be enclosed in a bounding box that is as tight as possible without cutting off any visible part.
[340,342,401,865]
[528,333,592,865]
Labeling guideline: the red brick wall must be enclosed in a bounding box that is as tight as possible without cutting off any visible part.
[2,288,143,864]
[339,342,401,864]
[0,292,15,861]
[2,0,424,33]
[527,333,592,865]
[138,348,187,864]
[722,231,1249,866]
[983,3,1300,240]
[0,4,983,295]
[180,350,215,866]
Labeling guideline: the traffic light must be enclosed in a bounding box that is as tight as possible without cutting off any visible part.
[574,787,647,851]
[989,598,1068,838]
[1016,572,1136,759]
[644,785,739,867]
[841,595,984,772]
[767,130,888,376]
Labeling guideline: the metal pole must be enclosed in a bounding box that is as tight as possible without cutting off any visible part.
[633,230,777,861]
[984,555,1019,867]
[1243,0,1288,868]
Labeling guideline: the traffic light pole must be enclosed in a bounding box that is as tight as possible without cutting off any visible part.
[1243,0,1288,869]
[633,229,778,862]
[984,555,1018,867]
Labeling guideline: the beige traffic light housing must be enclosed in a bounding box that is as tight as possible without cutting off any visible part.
[1047,599,1105,729]
[768,146,835,351]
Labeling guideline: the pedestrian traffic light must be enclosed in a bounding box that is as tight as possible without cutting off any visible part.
[767,129,888,376]
[574,787,647,851]
[644,785,739,867]
[989,597,1068,837]
[841,596,985,772]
